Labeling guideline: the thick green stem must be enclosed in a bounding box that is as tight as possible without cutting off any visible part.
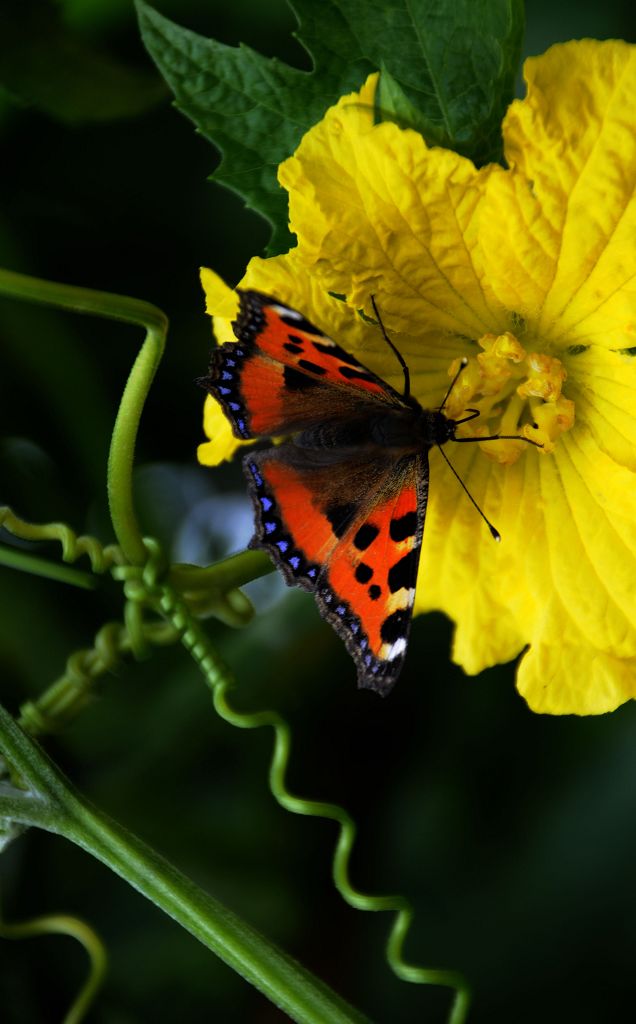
[0,267,168,565]
[106,321,165,564]
[169,549,274,592]
[0,704,368,1024]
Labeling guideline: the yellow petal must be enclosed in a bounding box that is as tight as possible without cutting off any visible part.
[528,429,636,652]
[198,394,248,466]
[566,347,636,471]
[416,415,636,717]
[478,165,561,324]
[517,619,636,715]
[200,266,239,342]
[503,40,636,349]
[511,428,636,713]
[279,74,507,339]
[198,268,248,465]
[414,444,537,672]
[200,266,239,320]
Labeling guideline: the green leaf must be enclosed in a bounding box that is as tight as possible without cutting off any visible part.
[336,0,525,165]
[136,0,523,252]
[0,0,166,124]
[135,0,373,255]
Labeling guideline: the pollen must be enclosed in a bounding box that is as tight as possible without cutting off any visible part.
[446,331,575,465]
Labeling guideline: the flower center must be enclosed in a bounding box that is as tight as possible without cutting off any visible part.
[445,332,575,464]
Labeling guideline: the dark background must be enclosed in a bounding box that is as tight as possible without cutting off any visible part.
[1,1,636,1022]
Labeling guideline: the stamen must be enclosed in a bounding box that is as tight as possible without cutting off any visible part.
[447,331,574,464]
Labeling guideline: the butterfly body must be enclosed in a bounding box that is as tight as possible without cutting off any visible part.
[293,403,454,454]
[203,290,461,694]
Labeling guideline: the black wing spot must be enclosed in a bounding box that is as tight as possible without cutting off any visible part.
[298,359,328,376]
[355,562,373,584]
[388,549,418,593]
[368,584,382,601]
[339,365,376,383]
[381,608,409,644]
[312,340,362,367]
[284,338,304,354]
[326,502,358,539]
[283,365,321,391]
[353,523,379,551]
[389,511,418,542]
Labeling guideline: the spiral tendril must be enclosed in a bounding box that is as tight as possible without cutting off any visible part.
[6,522,470,1020]
[0,507,124,574]
[117,538,471,1021]
[0,909,107,1024]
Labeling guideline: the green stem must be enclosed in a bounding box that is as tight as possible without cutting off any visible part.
[0,268,168,565]
[107,321,165,564]
[0,704,368,1024]
[0,545,97,590]
[169,549,274,593]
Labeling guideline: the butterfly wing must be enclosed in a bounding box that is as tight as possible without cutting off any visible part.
[244,444,429,694]
[201,290,406,440]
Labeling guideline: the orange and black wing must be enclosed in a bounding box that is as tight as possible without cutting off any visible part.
[244,444,428,694]
[201,290,406,440]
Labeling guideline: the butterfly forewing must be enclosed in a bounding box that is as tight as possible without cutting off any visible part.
[203,291,406,441]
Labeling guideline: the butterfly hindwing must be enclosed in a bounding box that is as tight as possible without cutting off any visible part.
[244,445,429,693]
[203,291,405,441]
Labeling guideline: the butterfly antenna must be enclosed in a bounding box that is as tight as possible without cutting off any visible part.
[453,433,543,448]
[439,357,469,412]
[370,295,410,400]
[436,444,501,541]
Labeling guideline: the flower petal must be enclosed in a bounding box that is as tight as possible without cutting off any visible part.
[567,346,636,470]
[416,416,636,717]
[200,266,239,323]
[198,268,245,465]
[478,164,560,324]
[503,40,636,349]
[198,395,248,466]
[414,444,536,671]
[515,428,636,713]
[517,620,636,715]
[279,75,507,339]
[533,430,636,647]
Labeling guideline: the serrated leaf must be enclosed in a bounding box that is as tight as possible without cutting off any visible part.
[136,0,372,255]
[0,0,166,124]
[334,0,524,165]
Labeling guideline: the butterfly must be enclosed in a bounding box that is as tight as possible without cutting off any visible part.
[202,290,528,695]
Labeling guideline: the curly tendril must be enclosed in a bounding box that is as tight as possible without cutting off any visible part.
[1,502,470,1019]
[0,910,107,1024]
[0,506,124,575]
[117,538,472,1023]
[18,619,179,738]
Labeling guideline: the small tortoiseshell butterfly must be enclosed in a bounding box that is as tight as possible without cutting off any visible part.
[202,291,528,695]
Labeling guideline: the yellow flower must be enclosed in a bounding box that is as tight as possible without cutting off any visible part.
[200,40,636,715]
